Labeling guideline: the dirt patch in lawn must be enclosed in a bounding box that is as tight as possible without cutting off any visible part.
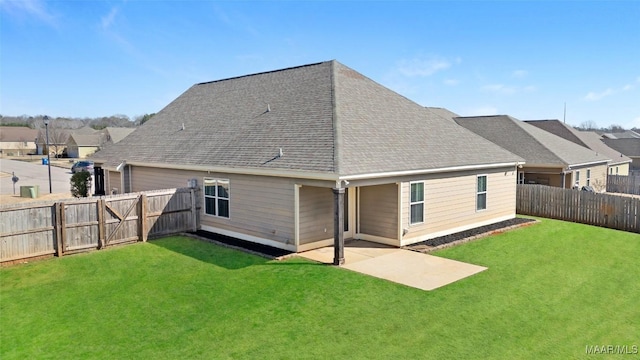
[404,218,538,253]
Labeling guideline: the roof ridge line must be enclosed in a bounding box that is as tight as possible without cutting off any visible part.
[196,61,331,86]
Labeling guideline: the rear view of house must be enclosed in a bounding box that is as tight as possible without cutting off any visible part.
[92,61,523,263]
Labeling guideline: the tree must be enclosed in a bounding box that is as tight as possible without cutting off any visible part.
[134,113,155,126]
[34,117,69,158]
[70,171,92,197]
[577,120,598,131]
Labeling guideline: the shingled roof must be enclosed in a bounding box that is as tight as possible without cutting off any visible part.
[602,138,640,157]
[92,61,522,177]
[525,120,632,166]
[455,115,610,167]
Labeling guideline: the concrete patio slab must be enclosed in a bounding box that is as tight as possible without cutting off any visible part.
[297,240,487,291]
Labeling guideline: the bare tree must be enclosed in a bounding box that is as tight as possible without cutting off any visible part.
[577,120,598,131]
[34,117,69,157]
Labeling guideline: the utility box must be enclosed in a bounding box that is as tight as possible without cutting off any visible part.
[20,185,40,198]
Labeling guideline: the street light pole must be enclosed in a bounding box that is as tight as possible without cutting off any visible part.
[43,115,52,194]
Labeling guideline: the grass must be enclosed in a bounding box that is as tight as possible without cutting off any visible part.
[1,218,638,359]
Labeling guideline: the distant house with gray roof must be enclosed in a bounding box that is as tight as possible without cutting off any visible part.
[0,126,38,156]
[455,115,611,190]
[525,120,632,176]
[92,60,523,261]
[601,138,640,170]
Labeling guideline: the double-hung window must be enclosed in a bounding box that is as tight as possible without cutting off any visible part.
[410,182,424,224]
[204,178,230,218]
[586,169,591,186]
[477,175,487,211]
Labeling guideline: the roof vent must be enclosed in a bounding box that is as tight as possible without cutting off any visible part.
[267,103,271,112]
[278,148,283,157]
[181,123,185,130]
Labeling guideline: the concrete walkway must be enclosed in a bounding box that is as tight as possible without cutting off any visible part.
[298,240,487,291]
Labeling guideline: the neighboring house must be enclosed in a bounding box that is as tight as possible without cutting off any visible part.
[66,127,135,158]
[455,115,611,190]
[102,127,135,144]
[36,126,96,156]
[601,138,640,170]
[66,134,103,158]
[600,130,640,139]
[525,120,632,176]
[0,127,38,156]
[92,60,523,261]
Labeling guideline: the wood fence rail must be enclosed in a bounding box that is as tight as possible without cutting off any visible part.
[517,184,639,233]
[607,174,640,195]
[1,187,201,264]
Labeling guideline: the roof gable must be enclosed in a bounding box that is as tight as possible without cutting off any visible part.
[525,120,588,147]
[455,115,610,167]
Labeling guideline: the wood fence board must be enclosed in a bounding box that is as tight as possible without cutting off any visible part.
[1,187,200,263]
[517,184,639,233]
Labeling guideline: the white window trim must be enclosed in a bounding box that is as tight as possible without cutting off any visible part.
[476,174,488,212]
[409,181,425,225]
[203,178,230,219]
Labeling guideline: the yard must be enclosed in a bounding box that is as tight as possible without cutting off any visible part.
[1,218,638,359]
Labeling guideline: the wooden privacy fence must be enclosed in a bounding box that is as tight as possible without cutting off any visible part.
[1,187,200,264]
[607,174,640,195]
[517,184,639,233]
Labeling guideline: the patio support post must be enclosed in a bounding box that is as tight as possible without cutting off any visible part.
[333,187,345,265]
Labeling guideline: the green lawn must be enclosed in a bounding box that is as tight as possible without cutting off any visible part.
[1,218,638,359]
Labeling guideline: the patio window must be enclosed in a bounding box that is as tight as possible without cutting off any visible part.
[477,175,487,211]
[410,182,424,224]
[204,178,229,218]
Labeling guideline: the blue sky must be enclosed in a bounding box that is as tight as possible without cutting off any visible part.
[1,1,639,129]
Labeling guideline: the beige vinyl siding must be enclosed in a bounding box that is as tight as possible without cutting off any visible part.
[359,184,398,239]
[572,163,608,191]
[402,168,516,244]
[610,163,630,176]
[106,170,122,194]
[298,186,333,244]
[130,166,295,245]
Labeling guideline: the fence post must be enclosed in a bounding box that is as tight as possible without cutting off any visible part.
[55,202,63,257]
[59,202,66,256]
[97,199,106,249]
[190,188,197,232]
[140,193,148,242]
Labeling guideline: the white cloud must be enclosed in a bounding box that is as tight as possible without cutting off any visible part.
[512,70,528,78]
[395,57,452,77]
[584,88,614,101]
[0,0,57,26]
[622,84,634,91]
[444,79,460,86]
[101,7,118,30]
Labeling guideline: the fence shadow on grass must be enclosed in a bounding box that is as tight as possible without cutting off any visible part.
[149,236,270,270]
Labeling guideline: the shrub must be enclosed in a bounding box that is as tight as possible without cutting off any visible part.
[70,171,92,197]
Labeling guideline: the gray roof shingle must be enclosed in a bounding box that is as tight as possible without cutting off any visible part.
[602,138,640,157]
[525,120,632,166]
[455,115,611,167]
[93,61,522,177]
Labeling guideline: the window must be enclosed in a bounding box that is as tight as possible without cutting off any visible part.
[410,182,424,224]
[477,175,487,211]
[609,168,613,175]
[616,167,619,175]
[575,171,580,183]
[586,169,591,186]
[204,178,229,218]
